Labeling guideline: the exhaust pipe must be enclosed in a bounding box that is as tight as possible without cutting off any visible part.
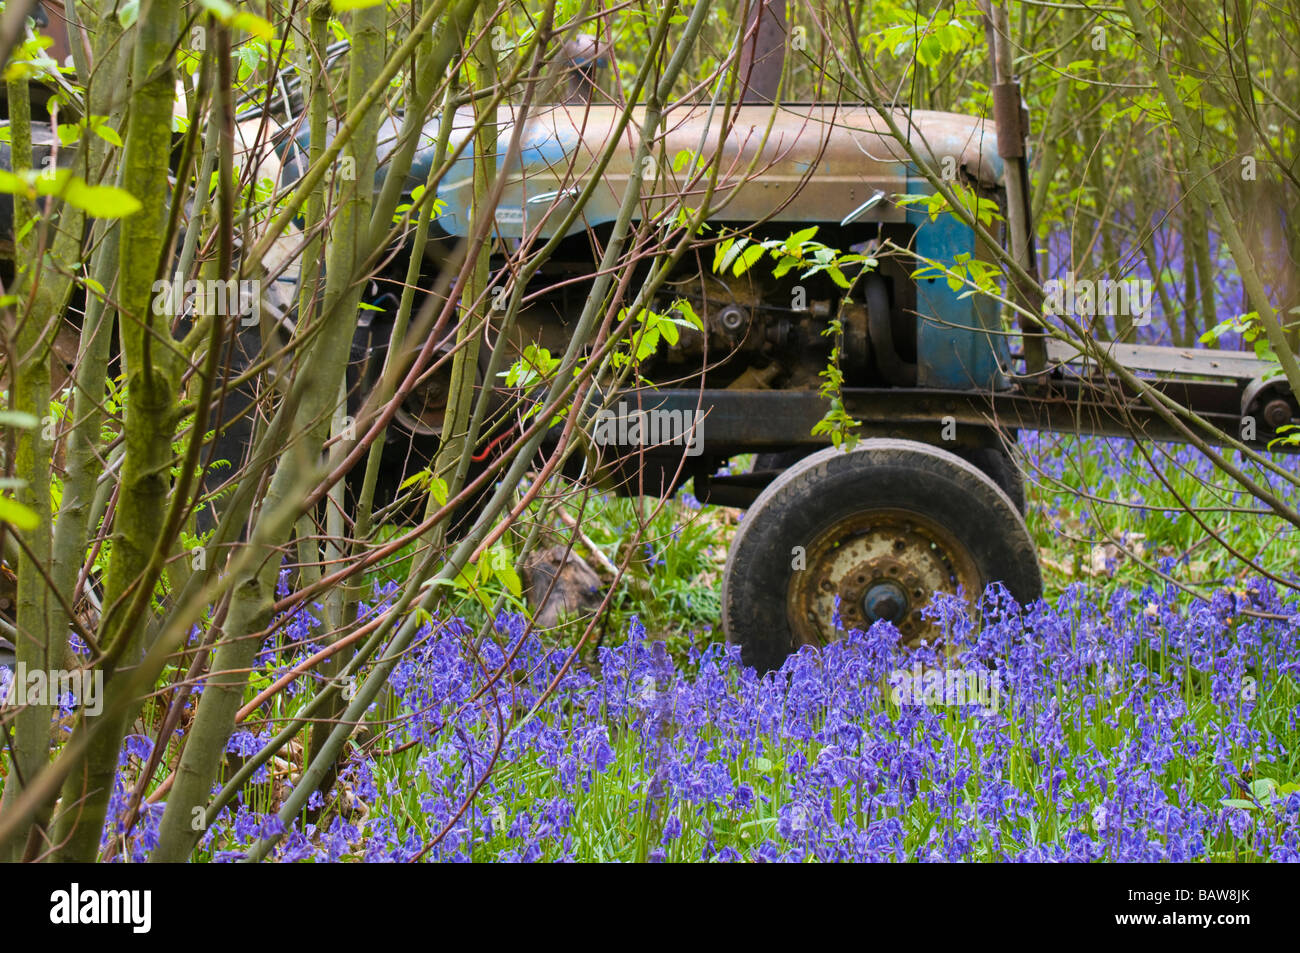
[738,0,787,103]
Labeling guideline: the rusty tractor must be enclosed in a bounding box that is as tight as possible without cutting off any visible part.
[3,2,1296,673]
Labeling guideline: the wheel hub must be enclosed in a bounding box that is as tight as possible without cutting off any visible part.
[395,368,451,436]
[789,509,980,648]
[862,580,908,624]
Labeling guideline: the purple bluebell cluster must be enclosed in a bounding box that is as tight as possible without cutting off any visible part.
[1039,222,1256,347]
[1020,432,1299,587]
[98,571,1300,862]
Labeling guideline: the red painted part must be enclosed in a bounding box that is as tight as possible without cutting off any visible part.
[471,427,514,462]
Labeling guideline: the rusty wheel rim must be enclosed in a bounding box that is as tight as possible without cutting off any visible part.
[395,364,453,436]
[788,507,981,649]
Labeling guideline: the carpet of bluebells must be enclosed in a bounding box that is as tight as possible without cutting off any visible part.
[1018,431,1300,601]
[84,568,1300,862]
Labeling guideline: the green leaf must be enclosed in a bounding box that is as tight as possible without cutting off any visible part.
[784,226,818,253]
[917,34,944,66]
[399,468,430,492]
[772,256,798,279]
[61,180,142,218]
[1219,798,1257,810]
[493,558,522,598]
[712,237,736,274]
[733,242,765,276]
[1249,778,1278,804]
[91,124,123,147]
[634,326,661,362]
[0,168,31,195]
[35,172,142,218]
[0,410,40,429]
[658,316,679,346]
[0,496,40,531]
[230,11,275,39]
[672,298,702,331]
[938,22,968,54]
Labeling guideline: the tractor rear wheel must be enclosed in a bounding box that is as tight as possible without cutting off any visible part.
[951,445,1026,515]
[721,438,1041,672]
[755,443,1026,514]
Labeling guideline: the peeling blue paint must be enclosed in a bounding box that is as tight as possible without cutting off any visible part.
[907,168,1012,391]
[422,110,592,238]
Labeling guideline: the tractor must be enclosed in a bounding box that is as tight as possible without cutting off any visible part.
[3,1,1296,674]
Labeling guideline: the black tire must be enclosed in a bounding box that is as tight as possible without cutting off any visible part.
[752,450,809,473]
[755,445,1025,514]
[952,445,1026,515]
[722,438,1041,672]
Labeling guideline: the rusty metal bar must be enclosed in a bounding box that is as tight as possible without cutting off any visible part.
[595,384,1295,455]
[985,3,1048,376]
